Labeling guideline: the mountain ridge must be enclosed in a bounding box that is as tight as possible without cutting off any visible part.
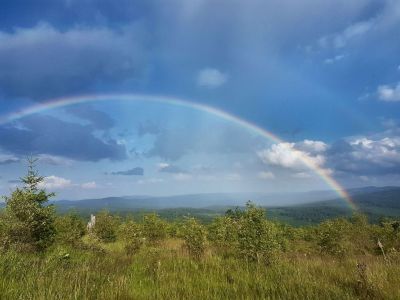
[51,186,400,211]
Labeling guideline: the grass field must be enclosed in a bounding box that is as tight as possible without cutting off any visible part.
[0,237,399,300]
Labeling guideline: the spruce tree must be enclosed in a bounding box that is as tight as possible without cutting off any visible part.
[1,158,55,252]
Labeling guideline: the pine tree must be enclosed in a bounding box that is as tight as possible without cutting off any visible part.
[1,158,56,252]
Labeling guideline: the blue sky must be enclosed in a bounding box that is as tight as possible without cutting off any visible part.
[0,0,399,200]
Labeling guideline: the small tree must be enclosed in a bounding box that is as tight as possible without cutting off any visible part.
[119,219,144,254]
[208,216,239,256]
[237,202,281,264]
[182,217,206,260]
[1,158,56,252]
[54,212,85,247]
[142,213,167,245]
[93,210,119,243]
[316,218,352,257]
[372,219,400,254]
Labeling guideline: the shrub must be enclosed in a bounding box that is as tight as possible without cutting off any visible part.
[316,218,352,256]
[208,216,239,255]
[93,210,119,243]
[119,219,144,254]
[166,222,180,238]
[54,212,85,247]
[348,213,375,254]
[181,217,206,260]
[0,158,56,252]
[236,202,281,264]
[372,219,400,254]
[142,213,167,245]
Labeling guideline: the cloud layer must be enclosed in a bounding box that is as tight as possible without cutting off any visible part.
[0,22,147,99]
[0,115,126,161]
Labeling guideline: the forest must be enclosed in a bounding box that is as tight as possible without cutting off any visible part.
[0,163,399,299]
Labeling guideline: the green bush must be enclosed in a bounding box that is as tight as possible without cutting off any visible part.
[54,212,85,247]
[236,202,281,264]
[208,216,239,256]
[372,219,400,254]
[119,219,144,254]
[316,218,352,256]
[181,217,206,260]
[142,213,167,245]
[93,210,119,243]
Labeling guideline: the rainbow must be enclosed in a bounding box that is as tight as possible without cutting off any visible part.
[0,93,356,210]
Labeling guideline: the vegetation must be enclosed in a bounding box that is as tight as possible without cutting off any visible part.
[92,210,120,243]
[54,211,85,247]
[0,158,55,252]
[181,217,206,260]
[0,165,399,299]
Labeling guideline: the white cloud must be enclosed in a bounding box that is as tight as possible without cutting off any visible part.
[318,20,374,49]
[258,143,301,169]
[38,176,72,189]
[81,181,97,189]
[196,68,227,88]
[324,54,345,64]
[377,82,400,102]
[257,141,326,171]
[349,137,400,163]
[258,171,275,180]
[0,154,20,165]
[334,21,373,48]
[298,140,328,153]
[158,162,170,169]
[36,176,99,190]
[329,134,400,175]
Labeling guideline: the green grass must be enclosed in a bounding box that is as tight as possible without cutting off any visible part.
[0,240,399,299]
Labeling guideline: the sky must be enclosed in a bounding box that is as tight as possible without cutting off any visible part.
[0,0,399,200]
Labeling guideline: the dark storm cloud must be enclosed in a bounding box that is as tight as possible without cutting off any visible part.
[0,115,127,161]
[0,22,148,99]
[110,167,144,176]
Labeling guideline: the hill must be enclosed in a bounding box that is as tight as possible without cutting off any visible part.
[49,186,400,224]
[268,186,400,225]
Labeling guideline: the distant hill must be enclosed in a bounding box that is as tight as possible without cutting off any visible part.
[47,186,400,225]
[1,186,397,224]
[52,190,340,212]
[267,186,400,225]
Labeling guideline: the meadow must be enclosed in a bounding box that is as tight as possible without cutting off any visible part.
[0,164,399,299]
[0,207,399,300]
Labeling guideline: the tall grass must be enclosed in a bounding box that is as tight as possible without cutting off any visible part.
[0,240,398,299]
